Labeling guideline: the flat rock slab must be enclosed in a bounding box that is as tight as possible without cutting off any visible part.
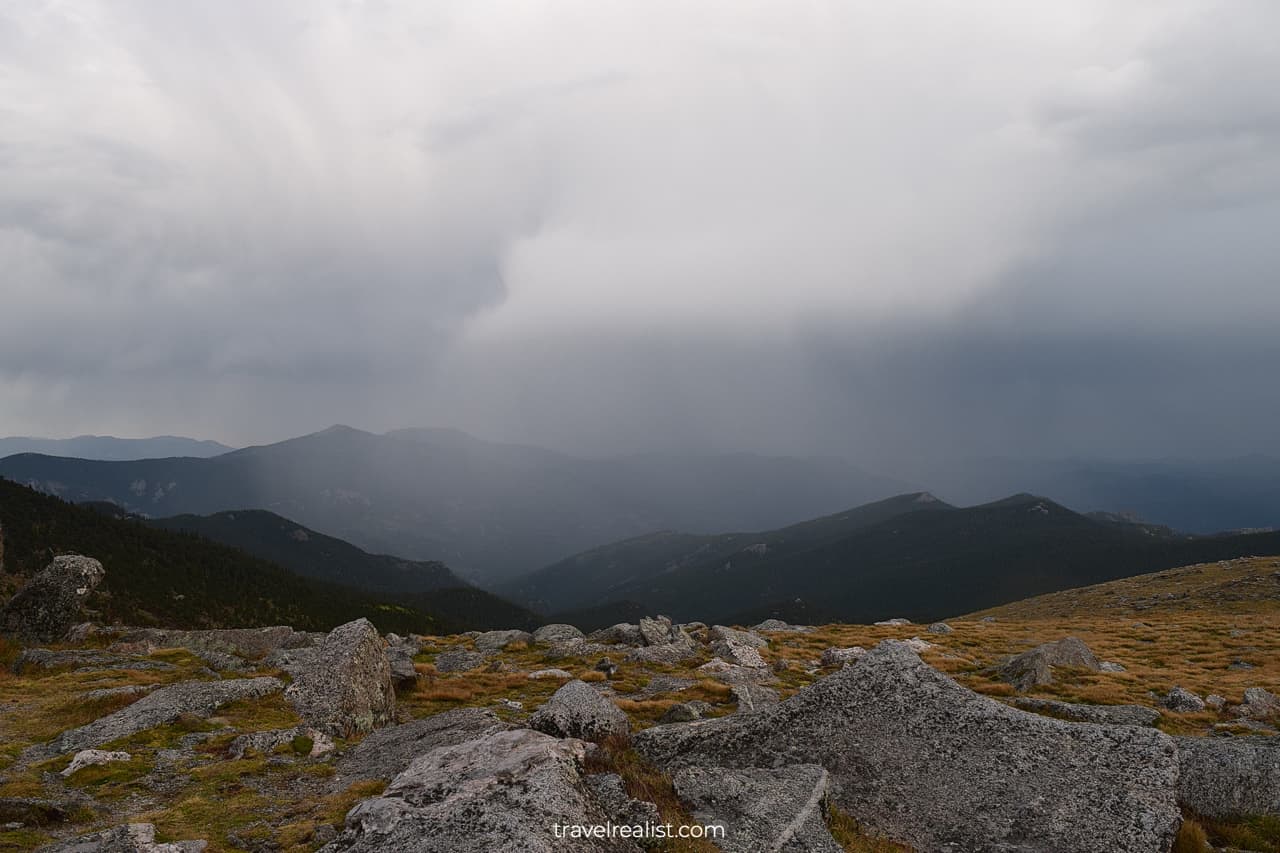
[635,641,1180,853]
[321,729,639,852]
[1176,735,1280,819]
[333,708,512,787]
[673,764,842,853]
[14,649,176,675]
[37,821,206,852]
[27,677,283,761]
[1012,697,1161,727]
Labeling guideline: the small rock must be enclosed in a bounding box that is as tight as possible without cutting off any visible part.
[1162,687,1206,713]
[1099,662,1127,673]
[873,618,911,627]
[730,683,779,714]
[593,657,619,679]
[1229,659,1256,671]
[386,645,419,689]
[639,615,676,646]
[62,749,132,777]
[496,698,523,711]
[903,637,934,653]
[1239,687,1280,718]
[926,622,953,635]
[659,702,708,724]
[529,680,629,742]
[527,668,573,680]
[993,637,1100,691]
[1205,694,1227,711]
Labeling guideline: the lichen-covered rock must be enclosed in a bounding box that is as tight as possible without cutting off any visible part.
[62,750,132,777]
[30,677,283,759]
[433,648,486,673]
[532,624,585,644]
[112,626,318,661]
[321,729,639,852]
[530,680,629,742]
[673,764,842,853]
[227,726,334,760]
[1238,687,1280,718]
[386,643,419,689]
[1012,697,1161,727]
[1175,735,1280,818]
[37,822,207,852]
[585,773,661,828]
[1162,686,1206,713]
[730,683,779,714]
[14,649,176,675]
[635,641,1180,853]
[994,636,1101,691]
[623,636,700,665]
[528,668,573,680]
[1,555,105,643]
[285,618,395,738]
[473,629,534,651]
[587,623,645,646]
[708,625,768,668]
[819,646,866,667]
[926,622,953,634]
[752,619,814,633]
[334,708,511,786]
[638,615,677,646]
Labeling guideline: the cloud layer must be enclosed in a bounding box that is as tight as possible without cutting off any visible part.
[2,1,1278,460]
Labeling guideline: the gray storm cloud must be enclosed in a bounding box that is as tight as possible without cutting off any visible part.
[1,0,1277,460]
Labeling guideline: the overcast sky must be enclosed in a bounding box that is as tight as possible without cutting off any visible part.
[2,1,1278,461]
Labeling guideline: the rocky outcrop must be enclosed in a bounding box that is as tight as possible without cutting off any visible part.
[530,680,629,742]
[673,764,842,853]
[1175,735,1280,818]
[635,641,1180,852]
[473,629,534,651]
[334,708,512,786]
[1,555,104,643]
[284,619,395,738]
[1237,687,1280,718]
[14,649,176,675]
[321,729,639,852]
[587,623,645,646]
[708,625,768,668]
[38,822,207,852]
[993,636,1101,691]
[639,615,677,646]
[32,677,283,759]
[927,621,953,634]
[1012,697,1161,727]
[112,626,318,661]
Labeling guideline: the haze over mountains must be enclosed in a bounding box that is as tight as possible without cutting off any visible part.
[0,425,902,583]
[0,435,233,461]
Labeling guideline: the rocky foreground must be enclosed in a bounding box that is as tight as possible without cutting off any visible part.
[1,556,1279,852]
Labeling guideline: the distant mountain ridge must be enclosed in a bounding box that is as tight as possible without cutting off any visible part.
[505,492,1280,625]
[0,425,904,583]
[0,435,233,461]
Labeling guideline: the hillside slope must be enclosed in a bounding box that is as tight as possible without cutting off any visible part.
[0,425,902,583]
[146,509,536,631]
[502,491,952,614]
[513,494,1280,624]
[0,477,441,634]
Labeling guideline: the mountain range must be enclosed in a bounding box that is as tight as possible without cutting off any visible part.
[0,425,901,583]
[502,492,1280,626]
[0,435,233,461]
